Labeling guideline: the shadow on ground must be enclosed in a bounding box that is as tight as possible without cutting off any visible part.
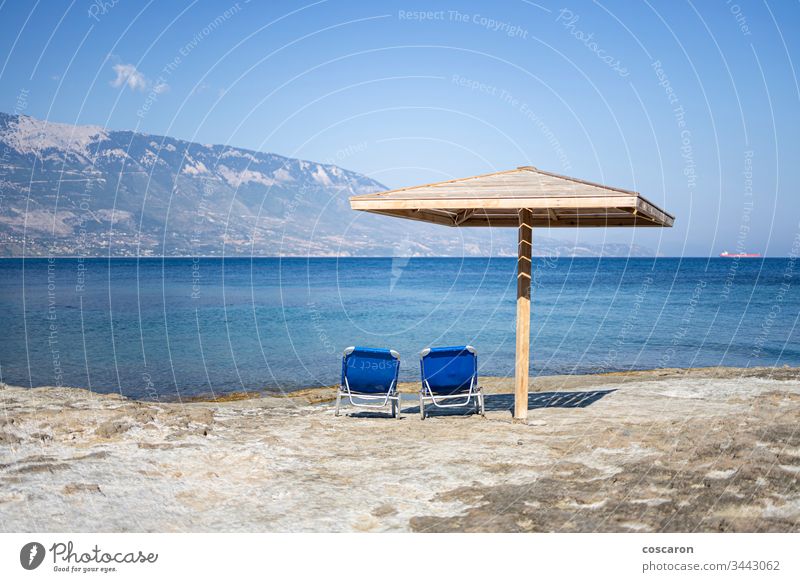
[485,389,616,412]
[345,389,615,418]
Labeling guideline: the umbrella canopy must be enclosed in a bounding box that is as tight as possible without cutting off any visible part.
[350,166,674,228]
[349,166,674,421]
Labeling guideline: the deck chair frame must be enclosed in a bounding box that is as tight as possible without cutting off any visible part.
[336,346,401,418]
[419,345,485,419]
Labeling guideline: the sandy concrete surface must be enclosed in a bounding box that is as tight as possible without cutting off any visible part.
[1,367,798,532]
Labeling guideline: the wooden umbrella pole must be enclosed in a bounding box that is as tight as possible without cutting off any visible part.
[514,208,533,421]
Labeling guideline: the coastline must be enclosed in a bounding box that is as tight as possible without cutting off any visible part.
[12,365,798,405]
[1,366,798,532]
[266,365,800,406]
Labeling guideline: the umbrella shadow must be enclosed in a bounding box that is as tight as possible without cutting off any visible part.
[392,389,615,418]
[484,389,616,413]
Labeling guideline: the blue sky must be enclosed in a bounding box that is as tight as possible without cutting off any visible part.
[1,0,798,256]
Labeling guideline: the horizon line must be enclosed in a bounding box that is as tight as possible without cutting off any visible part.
[0,255,782,260]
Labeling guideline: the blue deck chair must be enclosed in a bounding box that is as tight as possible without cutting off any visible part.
[419,345,484,419]
[336,347,401,418]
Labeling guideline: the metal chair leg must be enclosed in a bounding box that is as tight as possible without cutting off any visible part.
[335,391,342,416]
[419,393,425,420]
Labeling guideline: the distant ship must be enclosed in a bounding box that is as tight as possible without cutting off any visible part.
[719,251,762,258]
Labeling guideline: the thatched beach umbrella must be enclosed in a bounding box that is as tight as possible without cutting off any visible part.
[349,166,674,421]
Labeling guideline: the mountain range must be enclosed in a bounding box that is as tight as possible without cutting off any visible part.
[0,112,656,258]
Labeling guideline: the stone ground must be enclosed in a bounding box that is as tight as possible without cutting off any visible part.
[1,367,798,532]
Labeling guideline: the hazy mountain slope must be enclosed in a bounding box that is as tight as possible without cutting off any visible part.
[0,112,655,257]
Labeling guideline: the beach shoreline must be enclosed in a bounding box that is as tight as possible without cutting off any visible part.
[266,365,800,406]
[1,366,798,533]
[5,365,798,404]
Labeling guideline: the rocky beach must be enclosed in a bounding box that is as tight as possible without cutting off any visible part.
[1,367,799,532]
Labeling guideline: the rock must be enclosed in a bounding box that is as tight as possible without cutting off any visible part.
[95,420,131,438]
[371,504,397,517]
[12,463,69,474]
[0,431,21,445]
[71,451,109,461]
[63,483,102,495]
[131,408,157,424]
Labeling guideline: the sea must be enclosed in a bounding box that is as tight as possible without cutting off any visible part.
[0,257,797,400]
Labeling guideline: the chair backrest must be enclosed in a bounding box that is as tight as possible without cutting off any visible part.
[341,347,400,394]
[420,346,477,395]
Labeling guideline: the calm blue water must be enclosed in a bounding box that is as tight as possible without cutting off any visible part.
[0,257,797,400]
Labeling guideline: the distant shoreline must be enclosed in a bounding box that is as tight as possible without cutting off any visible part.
[6,366,798,404]
[0,255,788,260]
[179,365,800,403]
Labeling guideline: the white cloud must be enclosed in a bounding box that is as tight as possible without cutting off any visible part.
[109,62,170,94]
[190,82,211,95]
[110,63,148,92]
